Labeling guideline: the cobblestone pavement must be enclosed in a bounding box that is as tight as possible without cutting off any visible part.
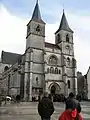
[0,101,90,120]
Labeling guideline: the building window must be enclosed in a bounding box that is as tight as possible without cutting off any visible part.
[56,34,61,44]
[32,88,35,92]
[47,68,49,73]
[36,77,38,84]
[66,34,69,42]
[67,80,70,89]
[55,68,58,74]
[49,55,57,65]
[59,70,61,74]
[67,57,70,61]
[50,67,54,74]
[4,66,9,71]
[67,57,70,65]
[36,25,41,32]
[35,88,37,92]
[65,45,70,49]
[72,58,76,67]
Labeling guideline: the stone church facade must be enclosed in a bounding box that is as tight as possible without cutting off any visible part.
[0,1,77,101]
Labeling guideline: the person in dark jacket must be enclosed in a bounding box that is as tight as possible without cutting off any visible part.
[65,92,81,113]
[38,92,54,120]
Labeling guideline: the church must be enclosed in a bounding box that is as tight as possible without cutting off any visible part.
[0,0,77,101]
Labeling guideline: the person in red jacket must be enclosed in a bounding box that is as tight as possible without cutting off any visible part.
[58,109,82,120]
[58,99,83,120]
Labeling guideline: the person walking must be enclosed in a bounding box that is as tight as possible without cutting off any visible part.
[38,92,54,120]
[58,99,83,120]
[65,92,81,113]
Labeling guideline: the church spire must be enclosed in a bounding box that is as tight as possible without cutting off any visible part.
[36,0,38,4]
[31,0,45,24]
[55,10,73,34]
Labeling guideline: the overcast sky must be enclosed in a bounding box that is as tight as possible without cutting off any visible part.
[0,0,90,75]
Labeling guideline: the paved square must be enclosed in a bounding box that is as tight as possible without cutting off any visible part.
[0,102,90,120]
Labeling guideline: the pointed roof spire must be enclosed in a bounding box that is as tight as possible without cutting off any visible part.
[31,0,45,24]
[55,10,73,34]
[36,0,38,4]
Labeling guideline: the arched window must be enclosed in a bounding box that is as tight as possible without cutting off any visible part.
[55,68,58,74]
[67,57,70,61]
[67,80,70,89]
[72,58,76,67]
[36,77,38,84]
[47,68,49,73]
[49,55,57,65]
[4,66,9,71]
[67,57,70,65]
[36,25,41,32]
[66,34,69,42]
[56,34,61,44]
[50,67,54,74]
[59,70,61,74]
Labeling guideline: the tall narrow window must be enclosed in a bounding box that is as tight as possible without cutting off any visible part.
[59,70,61,74]
[36,77,38,84]
[56,34,61,44]
[50,67,54,74]
[47,68,49,73]
[66,34,69,42]
[55,68,58,74]
[67,57,70,65]
[4,66,9,71]
[72,58,76,67]
[68,80,70,89]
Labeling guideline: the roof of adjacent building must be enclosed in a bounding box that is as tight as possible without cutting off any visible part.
[55,10,73,34]
[45,42,61,50]
[1,51,22,65]
[31,0,45,24]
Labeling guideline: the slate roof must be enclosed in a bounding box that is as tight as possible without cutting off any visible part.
[45,42,61,50]
[55,10,73,34]
[31,0,45,24]
[1,51,22,65]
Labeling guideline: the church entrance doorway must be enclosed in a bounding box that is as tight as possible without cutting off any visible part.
[49,83,65,102]
[51,85,56,95]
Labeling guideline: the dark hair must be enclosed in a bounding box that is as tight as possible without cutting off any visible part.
[69,92,74,98]
[66,99,75,109]
[74,113,79,120]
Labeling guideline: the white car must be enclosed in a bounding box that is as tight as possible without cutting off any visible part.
[6,96,11,100]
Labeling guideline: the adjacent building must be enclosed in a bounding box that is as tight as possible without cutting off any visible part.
[85,67,90,100]
[77,71,88,100]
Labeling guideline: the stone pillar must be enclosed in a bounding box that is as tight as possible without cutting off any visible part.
[29,49,33,101]
[72,58,77,96]
[74,68,77,96]
[63,74,68,96]
[24,65,28,101]
[43,51,46,95]
[24,52,30,101]
[29,72,32,101]
[62,60,68,96]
